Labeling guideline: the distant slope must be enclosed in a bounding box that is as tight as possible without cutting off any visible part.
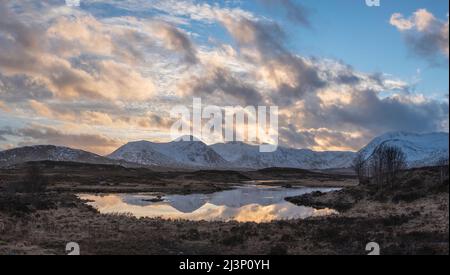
[108,141,180,167]
[358,132,449,167]
[112,139,356,170]
[3,132,447,170]
[0,145,122,167]
[109,137,229,169]
[211,142,356,170]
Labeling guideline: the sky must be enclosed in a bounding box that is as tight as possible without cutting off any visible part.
[0,0,448,154]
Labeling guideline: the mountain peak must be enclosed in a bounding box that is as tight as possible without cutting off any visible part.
[110,135,228,168]
[126,140,155,146]
[3,131,447,170]
[359,131,449,167]
[172,135,203,143]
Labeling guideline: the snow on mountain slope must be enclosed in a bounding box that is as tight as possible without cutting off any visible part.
[0,145,117,167]
[358,132,449,167]
[3,132,446,170]
[108,141,178,167]
[210,142,258,163]
[211,142,356,169]
[157,139,229,167]
[109,137,229,168]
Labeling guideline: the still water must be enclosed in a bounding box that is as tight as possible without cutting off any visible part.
[79,185,339,223]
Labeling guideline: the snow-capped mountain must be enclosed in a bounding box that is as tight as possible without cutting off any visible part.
[109,136,229,168]
[211,142,356,170]
[2,132,447,170]
[0,145,119,167]
[108,141,180,167]
[358,132,449,167]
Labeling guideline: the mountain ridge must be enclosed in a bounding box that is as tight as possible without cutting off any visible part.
[1,131,448,170]
[108,138,229,169]
[358,131,449,168]
[0,145,121,167]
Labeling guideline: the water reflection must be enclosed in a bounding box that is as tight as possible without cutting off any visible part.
[79,185,339,223]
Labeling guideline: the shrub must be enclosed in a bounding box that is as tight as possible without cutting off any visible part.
[7,165,48,193]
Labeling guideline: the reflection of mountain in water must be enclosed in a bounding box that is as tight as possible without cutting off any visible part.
[79,186,340,222]
[165,194,209,213]
[123,186,338,213]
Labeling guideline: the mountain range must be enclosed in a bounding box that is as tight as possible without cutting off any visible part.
[108,138,228,168]
[210,142,356,170]
[0,145,120,167]
[0,132,448,170]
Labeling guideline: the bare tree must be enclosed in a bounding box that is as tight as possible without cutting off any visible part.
[352,152,367,184]
[369,145,407,189]
[382,145,407,188]
[370,147,385,189]
[437,157,449,184]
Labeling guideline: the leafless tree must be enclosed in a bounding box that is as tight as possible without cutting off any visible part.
[370,147,384,188]
[369,145,407,189]
[352,152,367,184]
[436,157,449,184]
[383,145,407,188]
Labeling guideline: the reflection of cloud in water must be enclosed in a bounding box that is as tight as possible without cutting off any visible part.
[78,186,339,223]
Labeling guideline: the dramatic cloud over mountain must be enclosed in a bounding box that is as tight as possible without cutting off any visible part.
[0,0,448,154]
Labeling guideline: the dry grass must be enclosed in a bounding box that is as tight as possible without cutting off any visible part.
[0,165,448,255]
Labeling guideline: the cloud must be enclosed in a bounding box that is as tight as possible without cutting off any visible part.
[390,13,415,31]
[297,88,449,137]
[278,127,368,152]
[178,66,263,105]
[0,2,156,101]
[258,57,326,105]
[218,14,325,103]
[1,124,122,155]
[0,128,11,141]
[0,100,8,112]
[260,0,311,27]
[390,9,449,62]
[219,15,287,62]
[25,99,175,131]
[0,0,448,153]
[276,91,448,151]
[350,92,445,132]
[0,74,54,103]
[0,1,42,50]
[149,21,198,64]
[135,112,175,129]
[148,0,256,23]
